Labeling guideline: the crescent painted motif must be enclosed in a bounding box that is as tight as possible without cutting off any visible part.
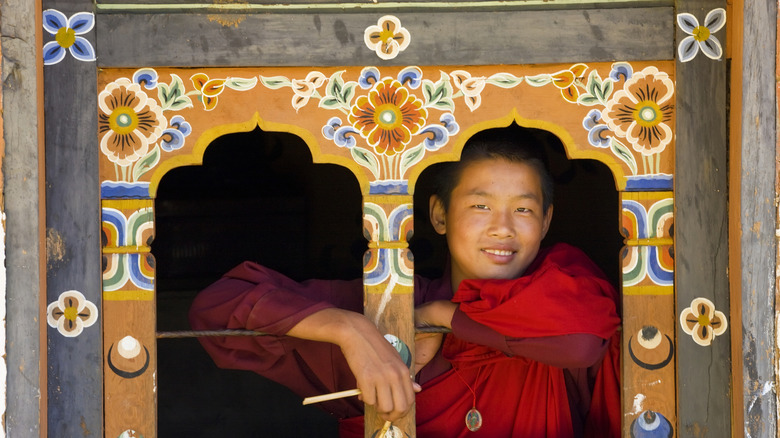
[628,334,674,371]
[107,344,150,379]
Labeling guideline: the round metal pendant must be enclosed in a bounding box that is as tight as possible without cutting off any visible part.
[465,408,483,432]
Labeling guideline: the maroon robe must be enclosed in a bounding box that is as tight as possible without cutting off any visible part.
[190,243,620,437]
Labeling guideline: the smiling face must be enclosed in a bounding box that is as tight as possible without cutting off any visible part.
[430,158,553,290]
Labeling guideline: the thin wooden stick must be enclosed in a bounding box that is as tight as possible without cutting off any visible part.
[302,388,361,405]
[378,420,392,437]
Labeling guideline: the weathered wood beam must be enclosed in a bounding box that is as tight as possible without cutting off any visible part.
[41,0,103,436]
[2,0,44,436]
[737,0,777,436]
[95,7,673,67]
[675,1,731,435]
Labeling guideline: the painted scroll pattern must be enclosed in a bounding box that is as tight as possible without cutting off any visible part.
[102,202,154,249]
[621,191,676,436]
[97,62,675,198]
[261,63,674,192]
[363,201,413,243]
[102,253,155,293]
[364,247,414,287]
[100,198,157,435]
[621,194,674,290]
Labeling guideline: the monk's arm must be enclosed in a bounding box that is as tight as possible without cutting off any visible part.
[189,265,418,421]
[287,307,421,421]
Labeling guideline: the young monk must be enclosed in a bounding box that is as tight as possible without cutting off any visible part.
[189,127,621,437]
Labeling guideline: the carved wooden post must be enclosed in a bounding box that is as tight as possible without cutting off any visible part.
[101,199,157,438]
[362,195,416,437]
[620,192,677,437]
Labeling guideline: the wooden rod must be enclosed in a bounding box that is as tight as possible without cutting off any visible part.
[302,388,362,405]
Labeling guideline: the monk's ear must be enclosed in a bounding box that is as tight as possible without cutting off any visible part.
[429,195,447,235]
[541,205,553,238]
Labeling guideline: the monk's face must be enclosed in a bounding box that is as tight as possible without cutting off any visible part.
[430,158,553,290]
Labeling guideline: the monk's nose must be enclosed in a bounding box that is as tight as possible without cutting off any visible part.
[488,210,515,238]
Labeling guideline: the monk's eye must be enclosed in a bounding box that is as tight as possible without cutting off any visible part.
[473,204,489,210]
[516,207,530,213]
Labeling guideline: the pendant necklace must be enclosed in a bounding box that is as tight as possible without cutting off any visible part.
[454,366,483,432]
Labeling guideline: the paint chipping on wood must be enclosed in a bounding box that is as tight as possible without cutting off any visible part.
[207,0,248,27]
[80,416,90,436]
[683,422,709,436]
[630,393,645,415]
[46,228,65,268]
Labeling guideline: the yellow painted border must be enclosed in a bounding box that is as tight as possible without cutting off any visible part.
[625,238,674,247]
[622,286,674,296]
[103,290,155,301]
[367,241,409,249]
[406,109,627,194]
[148,112,368,197]
[102,199,154,209]
[102,246,151,254]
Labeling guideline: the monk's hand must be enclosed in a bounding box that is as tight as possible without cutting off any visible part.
[335,312,420,422]
[415,300,458,330]
[413,332,443,375]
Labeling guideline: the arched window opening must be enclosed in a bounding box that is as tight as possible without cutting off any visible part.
[153,128,362,437]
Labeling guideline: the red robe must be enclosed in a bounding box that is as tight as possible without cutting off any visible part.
[340,244,621,438]
[191,243,621,438]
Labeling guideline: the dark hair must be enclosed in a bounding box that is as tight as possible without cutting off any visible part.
[433,126,554,212]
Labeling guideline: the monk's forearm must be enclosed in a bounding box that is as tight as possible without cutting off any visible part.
[286,307,377,347]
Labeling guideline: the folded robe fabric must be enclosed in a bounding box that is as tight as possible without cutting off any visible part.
[342,243,621,438]
[442,243,621,437]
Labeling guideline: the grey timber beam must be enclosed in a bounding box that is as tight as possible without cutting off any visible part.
[95,7,674,67]
[94,0,674,12]
[42,0,104,436]
[2,0,44,435]
[674,0,731,436]
[739,0,777,436]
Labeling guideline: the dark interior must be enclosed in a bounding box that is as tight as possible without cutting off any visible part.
[153,127,620,437]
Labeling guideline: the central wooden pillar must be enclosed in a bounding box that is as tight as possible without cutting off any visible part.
[362,195,416,437]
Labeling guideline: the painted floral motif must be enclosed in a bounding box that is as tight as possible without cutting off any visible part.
[161,115,192,152]
[190,73,258,111]
[677,8,726,62]
[451,70,522,112]
[348,78,428,156]
[582,109,611,148]
[601,66,674,168]
[98,78,167,168]
[550,63,588,103]
[680,297,727,346]
[259,63,674,189]
[291,72,327,111]
[364,16,411,60]
[263,67,464,188]
[46,290,98,338]
[98,70,202,187]
[42,9,96,65]
[450,71,487,112]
